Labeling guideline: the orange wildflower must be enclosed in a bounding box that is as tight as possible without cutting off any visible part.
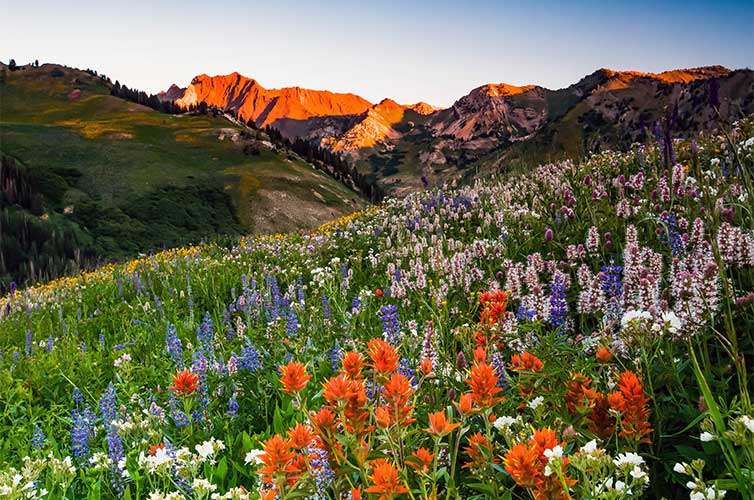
[510,352,544,372]
[375,406,391,429]
[323,374,356,404]
[530,427,559,460]
[455,392,479,416]
[279,361,310,394]
[503,428,575,500]
[287,423,314,449]
[380,373,416,426]
[341,351,365,380]
[350,486,362,500]
[310,407,338,440]
[466,361,505,408]
[258,434,297,486]
[427,410,460,437]
[472,346,487,364]
[367,338,400,374]
[420,357,433,376]
[169,370,199,396]
[596,346,613,363]
[407,447,435,473]
[608,370,652,444]
[365,459,409,499]
[462,432,495,469]
[504,442,540,488]
[479,290,508,325]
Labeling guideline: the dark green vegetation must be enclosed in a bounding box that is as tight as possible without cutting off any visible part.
[0,63,365,292]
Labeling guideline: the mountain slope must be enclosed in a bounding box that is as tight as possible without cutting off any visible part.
[161,66,754,196]
[0,63,365,290]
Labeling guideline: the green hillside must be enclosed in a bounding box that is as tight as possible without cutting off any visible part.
[0,63,365,291]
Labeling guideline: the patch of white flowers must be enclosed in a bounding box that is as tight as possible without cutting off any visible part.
[674,459,727,500]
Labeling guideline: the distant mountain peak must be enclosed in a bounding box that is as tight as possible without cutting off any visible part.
[476,82,538,97]
[596,65,732,83]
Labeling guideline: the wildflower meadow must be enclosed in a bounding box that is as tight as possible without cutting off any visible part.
[1,117,753,499]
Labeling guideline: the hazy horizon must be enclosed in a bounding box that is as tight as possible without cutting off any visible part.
[2,0,752,107]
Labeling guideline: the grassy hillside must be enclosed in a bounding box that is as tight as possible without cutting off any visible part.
[0,63,365,290]
[0,114,752,499]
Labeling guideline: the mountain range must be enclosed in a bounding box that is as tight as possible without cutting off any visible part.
[160,65,754,194]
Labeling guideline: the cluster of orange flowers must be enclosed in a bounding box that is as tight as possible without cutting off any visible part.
[504,428,576,500]
[254,330,651,498]
[479,290,509,325]
[476,290,509,348]
[257,339,446,499]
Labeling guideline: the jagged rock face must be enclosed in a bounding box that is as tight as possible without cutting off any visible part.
[157,84,185,102]
[330,99,435,153]
[430,84,547,141]
[170,72,372,139]
[161,66,753,195]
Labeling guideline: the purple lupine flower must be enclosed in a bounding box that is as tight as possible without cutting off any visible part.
[197,312,216,366]
[71,389,94,460]
[548,274,568,330]
[308,439,334,498]
[327,342,343,373]
[113,343,134,351]
[106,426,125,495]
[378,304,401,345]
[516,306,537,322]
[236,338,263,372]
[71,408,92,460]
[165,324,184,369]
[600,263,623,300]
[227,394,239,419]
[25,330,33,356]
[99,383,117,425]
[169,393,191,427]
[490,352,510,390]
[32,424,45,452]
[321,295,332,319]
[659,212,684,256]
[287,309,299,336]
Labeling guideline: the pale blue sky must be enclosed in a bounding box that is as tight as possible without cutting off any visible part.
[2,0,752,107]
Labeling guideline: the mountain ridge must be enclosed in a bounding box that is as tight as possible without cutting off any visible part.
[158,64,752,195]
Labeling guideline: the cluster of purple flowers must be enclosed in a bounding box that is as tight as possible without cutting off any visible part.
[165,324,185,369]
[308,439,335,499]
[659,213,685,256]
[548,274,568,330]
[378,304,401,345]
[71,388,97,460]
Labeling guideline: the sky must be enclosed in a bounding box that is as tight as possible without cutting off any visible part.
[2,0,752,107]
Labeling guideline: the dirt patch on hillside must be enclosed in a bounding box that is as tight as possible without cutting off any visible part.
[250,188,355,235]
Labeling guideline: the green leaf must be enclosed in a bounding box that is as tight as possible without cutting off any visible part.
[216,456,229,481]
